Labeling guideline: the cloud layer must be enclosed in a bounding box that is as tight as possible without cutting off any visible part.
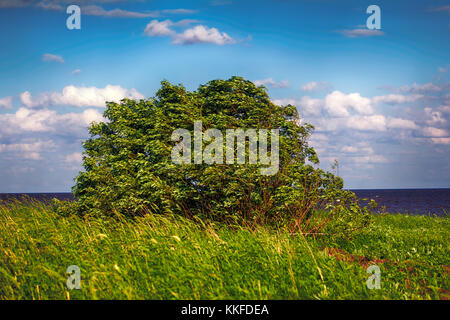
[273,80,450,178]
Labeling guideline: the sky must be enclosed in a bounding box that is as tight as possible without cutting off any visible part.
[0,0,449,192]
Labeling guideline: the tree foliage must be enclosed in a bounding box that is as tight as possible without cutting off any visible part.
[56,76,371,236]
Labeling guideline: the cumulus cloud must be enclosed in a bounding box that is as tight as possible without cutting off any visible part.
[338,28,384,38]
[0,107,104,135]
[19,85,144,108]
[253,78,289,88]
[274,77,450,186]
[144,19,236,45]
[276,91,377,117]
[346,115,386,131]
[173,25,235,45]
[387,117,419,130]
[42,53,64,63]
[325,91,373,116]
[0,96,13,109]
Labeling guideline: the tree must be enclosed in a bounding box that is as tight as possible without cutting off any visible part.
[56,76,370,236]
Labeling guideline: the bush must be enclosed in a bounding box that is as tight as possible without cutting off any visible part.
[56,76,371,237]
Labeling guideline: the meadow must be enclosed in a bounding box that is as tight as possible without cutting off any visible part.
[0,200,448,300]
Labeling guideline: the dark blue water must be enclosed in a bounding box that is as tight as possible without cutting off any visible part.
[0,193,75,203]
[0,189,449,216]
[351,189,449,216]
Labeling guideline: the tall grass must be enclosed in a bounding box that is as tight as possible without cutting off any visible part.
[0,200,448,300]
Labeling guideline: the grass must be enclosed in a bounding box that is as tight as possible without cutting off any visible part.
[0,200,448,300]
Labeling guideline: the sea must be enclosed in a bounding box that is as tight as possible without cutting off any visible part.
[0,189,449,216]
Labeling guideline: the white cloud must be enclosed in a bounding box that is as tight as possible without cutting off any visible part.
[42,53,64,63]
[0,139,56,161]
[144,19,175,36]
[301,81,331,92]
[312,117,346,132]
[0,96,13,109]
[341,145,358,153]
[71,69,81,75]
[20,85,144,108]
[253,78,289,88]
[346,115,386,131]
[352,155,388,164]
[0,107,104,135]
[325,91,373,116]
[19,91,33,108]
[173,25,235,45]
[422,126,448,137]
[387,117,418,129]
[65,152,83,163]
[144,19,236,45]
[272,97,322,116]
[338,29,384,38]
[297,97,322,116]
[83,5,159,18]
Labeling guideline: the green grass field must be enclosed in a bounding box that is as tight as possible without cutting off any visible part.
[0,200,448,300]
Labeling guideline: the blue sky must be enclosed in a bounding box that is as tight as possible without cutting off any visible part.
[0,0,449,191]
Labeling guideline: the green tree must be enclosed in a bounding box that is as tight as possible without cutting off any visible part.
[57,76,370,236]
